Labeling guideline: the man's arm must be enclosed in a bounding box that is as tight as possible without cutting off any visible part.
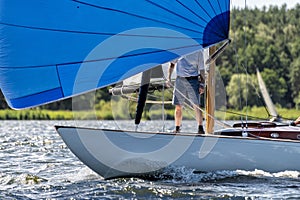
[166,62,175,87]
[168,62,175,81]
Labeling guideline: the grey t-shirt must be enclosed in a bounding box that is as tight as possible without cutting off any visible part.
[172,50,204,77]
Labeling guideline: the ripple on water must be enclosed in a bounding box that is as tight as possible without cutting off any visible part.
[0,120,300,199]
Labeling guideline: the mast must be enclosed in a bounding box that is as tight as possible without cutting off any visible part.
[205,46,216,134]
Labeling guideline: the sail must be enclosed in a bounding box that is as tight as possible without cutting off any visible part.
[256,69,281,121]
[0,0,230,109]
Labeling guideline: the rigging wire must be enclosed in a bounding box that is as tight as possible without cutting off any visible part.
[236,0,248,130]
[118,70,232,130]
[161,80,166,132]
[238,1,281,123]
[162,76,232,129]
[244,0,249,128]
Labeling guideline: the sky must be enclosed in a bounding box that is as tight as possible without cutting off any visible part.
[231,0,300,9]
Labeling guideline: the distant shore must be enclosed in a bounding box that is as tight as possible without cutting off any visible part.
[0,107,298,121]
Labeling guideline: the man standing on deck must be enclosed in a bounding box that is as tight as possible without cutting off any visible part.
[167,50,205,134]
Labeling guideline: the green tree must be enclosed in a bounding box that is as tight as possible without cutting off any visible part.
[261,68,287,105]
[226,74,258,109]
[290,58,300,107]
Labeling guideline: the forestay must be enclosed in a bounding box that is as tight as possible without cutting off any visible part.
[0,0,230,109]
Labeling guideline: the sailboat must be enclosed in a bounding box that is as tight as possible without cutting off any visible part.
[0,1,299,179]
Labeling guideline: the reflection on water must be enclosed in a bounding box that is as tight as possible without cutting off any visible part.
[0,120,299,199]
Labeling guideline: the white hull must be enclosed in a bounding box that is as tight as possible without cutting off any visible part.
[56,126,300,179]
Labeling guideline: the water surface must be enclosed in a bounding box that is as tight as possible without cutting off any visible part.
[0,120,299,199]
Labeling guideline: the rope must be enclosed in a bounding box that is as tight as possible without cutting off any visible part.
[163,76,232,129]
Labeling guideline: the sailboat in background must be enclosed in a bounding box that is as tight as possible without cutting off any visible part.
[256,68,282,122]
[0,1,299,179]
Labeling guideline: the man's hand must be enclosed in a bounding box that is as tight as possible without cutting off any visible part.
[166,79,172,88]
[199,87,204,94]
[199,83,204,94]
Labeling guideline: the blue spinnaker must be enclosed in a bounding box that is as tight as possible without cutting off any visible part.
[0,0,230,109]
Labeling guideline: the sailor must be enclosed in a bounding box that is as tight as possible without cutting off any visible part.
[167,50,205,134]
[290,116,300,126]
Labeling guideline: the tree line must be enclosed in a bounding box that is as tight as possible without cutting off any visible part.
[218,4,300,109]
[0,4,300,111]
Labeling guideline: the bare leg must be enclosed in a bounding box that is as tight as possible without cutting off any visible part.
[193,104,203,126]
[175,105,183,127]
[193,104,205,134]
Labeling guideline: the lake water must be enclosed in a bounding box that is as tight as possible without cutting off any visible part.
[0,120,299,199]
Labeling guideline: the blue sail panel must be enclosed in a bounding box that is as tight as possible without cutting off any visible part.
[0,0,230,109]
[0,66,63,109]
